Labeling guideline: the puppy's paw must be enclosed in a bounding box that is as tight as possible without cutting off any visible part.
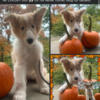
[9,85,16,95]
[58,87,66,93]
[40,83,49,95]
[58,83,67,93]
[59,39,66,46]
[40,87,49,95]
[59,34,68,46]
[13,92,26,100]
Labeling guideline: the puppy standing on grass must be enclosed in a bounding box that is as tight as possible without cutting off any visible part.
[59,8,85,45]
[59,57,84,93]
[4,8,49,100]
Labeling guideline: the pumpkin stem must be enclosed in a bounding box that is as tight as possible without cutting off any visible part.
[64,24,71,40]
[88,65,92,80]
[88,16,92,32]
[63,73,72,88]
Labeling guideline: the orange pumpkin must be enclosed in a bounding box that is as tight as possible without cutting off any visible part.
[60,73,78,100]
[60,24,83,54]
[60,38,83,54]
[0,62,14,98]
[82,17,99,49]
[95,93,100,100]
[60,86,78,100]
[77,95,86,100]
[82,31,99,49]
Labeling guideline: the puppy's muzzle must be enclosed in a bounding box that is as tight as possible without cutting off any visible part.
[74,77,78,81]
[74,28,78,33]
[27,38,33,44]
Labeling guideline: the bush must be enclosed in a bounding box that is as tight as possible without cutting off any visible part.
[53,63,65,85]
[51,15,65,36]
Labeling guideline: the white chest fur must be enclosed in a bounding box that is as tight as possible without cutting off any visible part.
[12,39,43,69]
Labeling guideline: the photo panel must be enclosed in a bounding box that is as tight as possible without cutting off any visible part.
[50,55,100,100]
[0,4,50,100]
[51,4,100,55]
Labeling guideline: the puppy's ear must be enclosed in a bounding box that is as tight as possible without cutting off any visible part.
[60,9,72,24]
[77,58,85,64]
[4,13,16,23]
[60,57,71,67]
[77,9,86,17]
[61,9,71,17]
[33,7,47,33]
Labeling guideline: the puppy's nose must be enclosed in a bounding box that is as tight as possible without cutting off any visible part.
[74,77,78,80]
[74,29,78,32]
[27,38,33,44]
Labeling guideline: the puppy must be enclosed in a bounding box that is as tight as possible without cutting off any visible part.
[59,8,85,45]
[4,7,49,100]
[58,57,84,93]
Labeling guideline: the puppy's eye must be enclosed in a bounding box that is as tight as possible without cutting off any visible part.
[70,20,73,23]
[70,68,73,71]
[21,26,24,30]
[31,25,34,28]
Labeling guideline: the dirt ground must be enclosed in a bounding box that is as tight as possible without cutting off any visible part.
[1,81,49,100]
[51,36,100,54]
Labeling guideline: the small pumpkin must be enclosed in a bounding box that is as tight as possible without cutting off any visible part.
[95,93,100,100]
[60,25,83,54]
[0,62,14,98]
[60,73,78,100]
[82,17,99,49]
[77,95,86,100]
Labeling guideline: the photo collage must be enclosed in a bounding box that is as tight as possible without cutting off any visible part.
[0,1,100,100]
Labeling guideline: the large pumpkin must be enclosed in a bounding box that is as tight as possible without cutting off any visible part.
[60,38,83,54]
[82,17,99,49]
[95,93,100,100]
[60,86,78,100]
[0,62,14,98]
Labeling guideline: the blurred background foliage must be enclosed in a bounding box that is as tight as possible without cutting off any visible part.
[51,4,100,36]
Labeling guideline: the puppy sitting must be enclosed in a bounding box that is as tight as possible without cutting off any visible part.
[59,57,84,93]
[59,8,85,45]
[4,7,49,100]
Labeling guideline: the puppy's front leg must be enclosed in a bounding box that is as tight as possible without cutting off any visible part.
[58,82,67,93]
[59,34,68,46]
[35,59,49,95]
[13,63,27,100]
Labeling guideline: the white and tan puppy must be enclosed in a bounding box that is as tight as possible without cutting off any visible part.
[5,7,49,100]
[59,57,84,93]
[59,8,85,45]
